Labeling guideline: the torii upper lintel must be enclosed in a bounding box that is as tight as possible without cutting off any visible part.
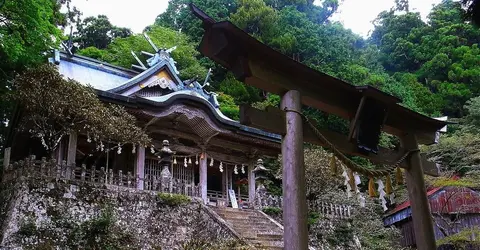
[190,4,442,250]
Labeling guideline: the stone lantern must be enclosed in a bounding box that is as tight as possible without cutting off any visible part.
[158,140,173,192]
[253,159,268,184]
[252,159,268,208]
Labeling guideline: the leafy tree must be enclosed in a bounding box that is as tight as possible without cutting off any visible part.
[79,25,207,80]
[12,65,151,157]
[74,15,132,49]
[463,0,480,25]
[0,0,70,157]
[155,0,237,44]
[230,0,280,41]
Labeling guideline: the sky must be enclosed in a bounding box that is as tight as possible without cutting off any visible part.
[69,0,443,37]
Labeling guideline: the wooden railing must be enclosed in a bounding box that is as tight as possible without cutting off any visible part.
[1,156,199,197]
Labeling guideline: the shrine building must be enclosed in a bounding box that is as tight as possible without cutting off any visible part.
[5,39,281,207]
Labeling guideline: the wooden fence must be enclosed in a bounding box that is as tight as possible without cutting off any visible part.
[1,156,199,197]
[255,190,353,219]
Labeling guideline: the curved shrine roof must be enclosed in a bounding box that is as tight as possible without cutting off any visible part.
[55,50,281,145]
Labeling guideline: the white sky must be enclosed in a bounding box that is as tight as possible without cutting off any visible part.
[69,0,443,37]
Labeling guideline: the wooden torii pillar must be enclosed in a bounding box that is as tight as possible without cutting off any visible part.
[190,4,446,250]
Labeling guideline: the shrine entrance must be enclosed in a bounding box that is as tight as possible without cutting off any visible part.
[191,4,449,250]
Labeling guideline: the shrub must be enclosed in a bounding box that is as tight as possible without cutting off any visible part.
[158,193,191,206]
[262,207,282,216]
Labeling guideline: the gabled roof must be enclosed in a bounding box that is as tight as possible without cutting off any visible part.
[384,185,480,226]
[108,59,183,94]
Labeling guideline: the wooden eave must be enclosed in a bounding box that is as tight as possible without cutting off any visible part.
[96,90,281,154]
[190,4,448,145]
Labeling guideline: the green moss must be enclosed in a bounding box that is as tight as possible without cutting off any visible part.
[262,207,282,216]
[157,193,191,206]
[307,211,321,226]
[437,227,480,248]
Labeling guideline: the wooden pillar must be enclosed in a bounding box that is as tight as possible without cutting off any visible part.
[403,133,436,250]
[136,146,145,190]
[248,160,256,204]
[199,151,208,204]
[281,90,308,250]
[3,147,11,168]
[225,164,229,204]
[66,132,77,166]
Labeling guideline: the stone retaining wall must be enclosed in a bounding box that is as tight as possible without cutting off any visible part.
[0,178,238,249]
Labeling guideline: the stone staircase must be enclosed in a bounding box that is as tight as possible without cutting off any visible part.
[212,207,284,250]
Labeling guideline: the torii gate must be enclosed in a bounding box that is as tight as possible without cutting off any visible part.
[190,4,447,250]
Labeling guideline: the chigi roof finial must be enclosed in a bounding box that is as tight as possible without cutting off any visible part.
[129,33,179,74]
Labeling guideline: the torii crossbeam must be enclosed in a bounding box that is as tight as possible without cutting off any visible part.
[190,4,447,250]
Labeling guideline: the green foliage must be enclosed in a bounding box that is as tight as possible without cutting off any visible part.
[16,206,136,250]
[426,132,480,174]
[216,92,240,120]
[231,0,280,41]
[431,177,477,187]
[74,15,132,49]
[436,226,480,249]
[0,0,69,157]
[68,206,136,249]
[79,25,207,80]
[12,65,151,155]
[262,206,282,216]
[157,193,191,206]
[77,46,107,60]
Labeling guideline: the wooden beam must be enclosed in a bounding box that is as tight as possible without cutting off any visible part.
[348,96,366,141]
[402,133,437,250]
[168,144,249,164]
[151,128,279,157]
[240,105,440,176]
[246,59,440,145]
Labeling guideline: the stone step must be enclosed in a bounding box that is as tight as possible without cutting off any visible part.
[250,240,284,248]
[257,233,283,240]
[222,218,272,224]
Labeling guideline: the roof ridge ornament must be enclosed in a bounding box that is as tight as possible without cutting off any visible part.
[130,33,179,74]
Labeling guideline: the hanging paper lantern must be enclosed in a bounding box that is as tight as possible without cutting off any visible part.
[100,142,104,152]
[195,154,199,165]
[184,157,188,167]
[396,167,403,185]
[150,146,155,154]
[342,168,352,198]
[358,193,366,208]
[173,156,177,165]
[330,155,337,176]
[188,157,192,164]
[132,145,136,154]
[117,143,122,154]
[377,179,388,211]
[210,157,214,167]
[354,172,361,193]
[219,162,223,172]
[389,193,396,204]
[348,170,356,193]
[234,165,238,175]
[385,175,393,195]
[368,177,377,197]
[241,164,245,174]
